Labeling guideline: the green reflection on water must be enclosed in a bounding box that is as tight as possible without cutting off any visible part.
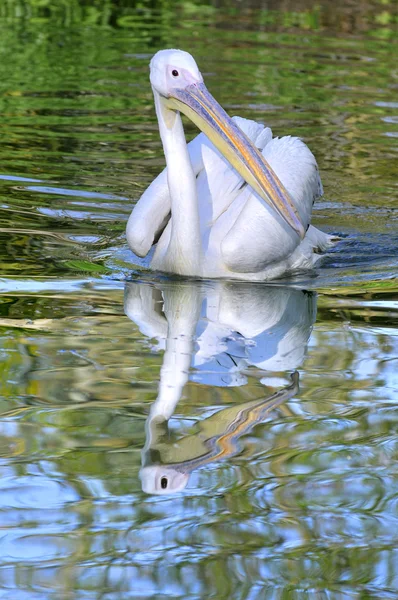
[0,0,397,598]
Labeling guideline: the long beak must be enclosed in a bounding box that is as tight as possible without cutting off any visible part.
[165,82,305,239]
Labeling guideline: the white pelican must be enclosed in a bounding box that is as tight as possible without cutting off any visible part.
[127,49,335,280]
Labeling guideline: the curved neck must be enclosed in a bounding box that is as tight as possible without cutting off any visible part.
[154,91,202,275]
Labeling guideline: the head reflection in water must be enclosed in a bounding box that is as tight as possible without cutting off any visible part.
[125,281,317,495]
[140,465,189,495]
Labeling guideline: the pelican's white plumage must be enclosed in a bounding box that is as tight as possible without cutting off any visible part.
[127,49,335,280]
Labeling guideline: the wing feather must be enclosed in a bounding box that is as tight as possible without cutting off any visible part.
[221,136,322,273]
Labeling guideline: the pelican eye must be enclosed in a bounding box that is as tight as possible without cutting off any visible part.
[161,477,168,489]
[172,69,179,77]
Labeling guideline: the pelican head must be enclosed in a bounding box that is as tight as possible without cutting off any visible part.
[150,49,203,97]
[149,49,305,239]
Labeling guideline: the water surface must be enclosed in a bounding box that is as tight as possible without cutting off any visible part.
[0,1,397,598]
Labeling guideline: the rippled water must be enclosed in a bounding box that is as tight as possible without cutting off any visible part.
[0,1,397,598]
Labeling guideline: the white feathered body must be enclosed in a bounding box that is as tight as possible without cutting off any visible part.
[127,116,334,280]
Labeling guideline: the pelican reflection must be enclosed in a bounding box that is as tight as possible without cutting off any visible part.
[124,281,317,494]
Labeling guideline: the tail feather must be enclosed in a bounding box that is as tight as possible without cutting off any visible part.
[287,225,339,272]
[306,225,338,253]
